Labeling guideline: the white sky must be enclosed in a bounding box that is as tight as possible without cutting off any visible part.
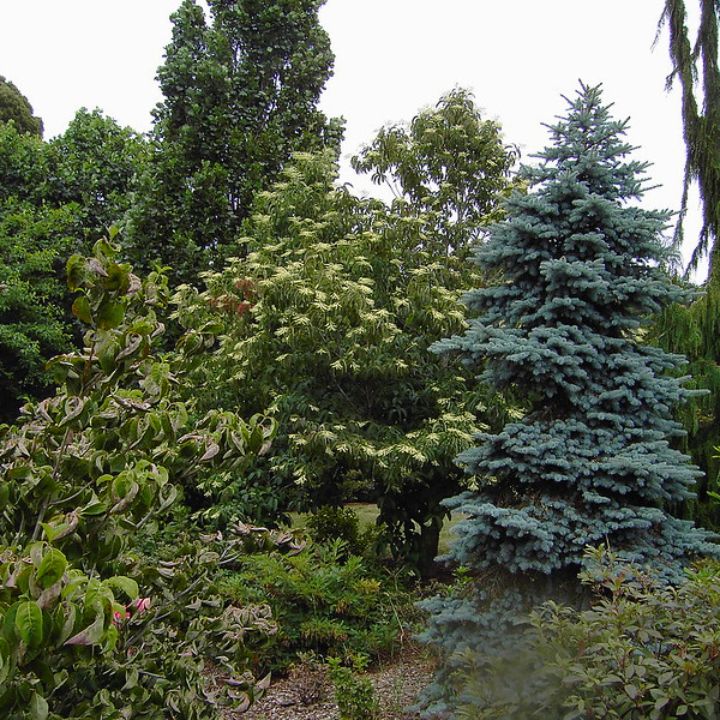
[0,0,707,278]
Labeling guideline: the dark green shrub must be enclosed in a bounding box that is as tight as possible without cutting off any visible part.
[306,506,362,555]
[219,540,413,673]
[190,465,292,529]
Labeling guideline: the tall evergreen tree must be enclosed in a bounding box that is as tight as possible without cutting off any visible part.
[653,285,720,528]
[126,0,342,286]
[420,84,717,717]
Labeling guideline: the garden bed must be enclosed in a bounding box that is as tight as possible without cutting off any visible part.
[234,643,434,720]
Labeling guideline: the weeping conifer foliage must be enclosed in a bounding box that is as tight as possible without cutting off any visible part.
[654,1,720,525]
[659,0,720,276]
[655,283,720,526]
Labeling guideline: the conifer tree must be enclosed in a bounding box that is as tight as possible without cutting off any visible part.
[420,84,717,717]
[653,286,720,528]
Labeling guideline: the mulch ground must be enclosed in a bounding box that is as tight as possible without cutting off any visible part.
[228,643,435,720]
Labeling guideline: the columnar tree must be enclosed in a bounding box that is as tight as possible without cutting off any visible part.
[653,286,720,528]
[126,0,342,285]
[421,84,717,717]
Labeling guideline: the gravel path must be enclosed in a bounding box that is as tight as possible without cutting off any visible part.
[229,645,435,720]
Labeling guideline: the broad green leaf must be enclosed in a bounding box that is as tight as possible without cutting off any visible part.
[2,603,20,643]
[29,692,49,720]
[248,425,265,453]
[103,263,130,292]
[15,601,43,647]
[96,300,125,330]
[81,494,108,516]
[122,667,139,690]
[71,295,92,324]
[0,637,9,685]
[36,548,67,589]
[112,474,132,499]
[103,576,139,601]
[103,623,119,652]
[64,609,105,646]
[93,236,116,260]
[58,604,76,644]
[66,255,87,291]
[41,511,79,542]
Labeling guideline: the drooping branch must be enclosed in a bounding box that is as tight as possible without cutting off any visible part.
[658,0,720,281]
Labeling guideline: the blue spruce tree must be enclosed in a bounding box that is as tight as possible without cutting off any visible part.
[419,83,717,717]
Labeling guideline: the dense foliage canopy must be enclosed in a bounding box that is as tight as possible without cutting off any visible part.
[0,75,43,137]
[0,112,147,420]
[0,240,276,717]
[2,5,720,718]
[175,151,476,574]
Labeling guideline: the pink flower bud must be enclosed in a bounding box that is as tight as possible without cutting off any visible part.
[134,597,152,614]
